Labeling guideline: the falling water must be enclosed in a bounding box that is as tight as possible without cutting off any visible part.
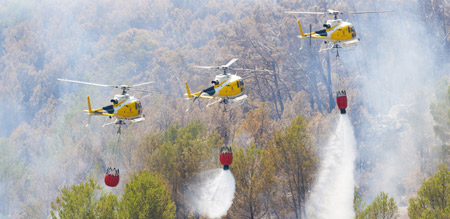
[307,115,357,218]
[185,168,236,218]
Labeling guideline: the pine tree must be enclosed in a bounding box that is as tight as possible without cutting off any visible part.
[430,85,450,165]
[363,192,398,219]
[137,120,221,215]
[50,176,117,219]
[408,164,450,219]
[271,115,318,218]
[229,143,276,219]
[118,170,175,219]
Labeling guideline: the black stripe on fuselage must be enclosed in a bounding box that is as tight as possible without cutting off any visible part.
[203,86,216,96]
[316,29,327,37]
[103,105,115,114]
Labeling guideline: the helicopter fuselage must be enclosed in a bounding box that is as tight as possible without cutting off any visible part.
[90,94,143,120]
[199,74,245,98]
[112,95,143,119]
[297,18,360,51]
[325,20,357,42]
[184,58,252,111]
[309,19,357,43]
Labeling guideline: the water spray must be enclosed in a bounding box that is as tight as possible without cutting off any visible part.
[307,115,357,218]
[185,169,236,218]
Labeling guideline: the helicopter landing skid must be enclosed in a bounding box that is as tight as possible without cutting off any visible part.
[103,118,118,127]
[101,118,129,134]
[206,98,222,108]
[221,95,248,112]
[320,43,357,57]
[319,43,341,52]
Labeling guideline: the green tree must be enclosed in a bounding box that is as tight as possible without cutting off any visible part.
[137,120,221,215]
[271,115,318,218]
[408,164,450,219]
[229,143,276,219]
[50,176,118,219]
[95,193,119,219]
[356,192,398,219]
[354,187,367,218]
[0,138,26,216]
[119,170,175,219]
[430,85,450,165]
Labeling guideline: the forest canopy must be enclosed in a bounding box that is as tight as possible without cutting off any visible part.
[0,0,449,218]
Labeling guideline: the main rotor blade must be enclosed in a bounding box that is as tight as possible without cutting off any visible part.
[347,10,393,14]
[223,58,239,68]
[57,79,115,88]
[230,68,256,71]
[232,68,272,73]
[240,75,253,80]
[131,81,154,87]
[193,65,219,69]
[130,88,151,93]
[285,11,326,15]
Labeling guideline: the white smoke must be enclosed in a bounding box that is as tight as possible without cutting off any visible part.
[341,0,443,208]
[307,115,357,219]
[185,168,235,218]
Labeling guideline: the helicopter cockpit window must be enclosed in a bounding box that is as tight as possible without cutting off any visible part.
[348,26,351,33]
[240,80,244,86]
[350,26,356,37]
[237,81,240,88]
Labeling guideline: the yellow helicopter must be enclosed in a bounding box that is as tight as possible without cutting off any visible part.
[185,58,252,111]
[58,79,153,133]
[286,9,392,56]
